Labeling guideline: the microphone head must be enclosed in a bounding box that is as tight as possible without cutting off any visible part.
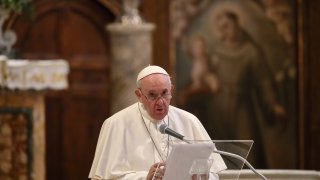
[159,124,167,134]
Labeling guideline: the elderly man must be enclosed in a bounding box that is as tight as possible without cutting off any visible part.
[89,65,226,180]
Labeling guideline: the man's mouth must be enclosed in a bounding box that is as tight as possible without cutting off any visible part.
[156,107,164,113]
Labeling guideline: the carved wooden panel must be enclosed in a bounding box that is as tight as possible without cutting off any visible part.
[0,108,33,180]
[0,92,46,180]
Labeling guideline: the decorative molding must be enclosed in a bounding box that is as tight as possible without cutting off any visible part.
[1,58,69,90]
[219,169,320,180]
[0,107,33,180]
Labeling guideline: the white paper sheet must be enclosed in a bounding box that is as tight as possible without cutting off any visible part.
[163,143,215,180]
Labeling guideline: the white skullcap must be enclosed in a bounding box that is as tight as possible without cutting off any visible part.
[137,65,169,83]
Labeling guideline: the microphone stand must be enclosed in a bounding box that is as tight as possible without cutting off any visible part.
[212,149,267,180]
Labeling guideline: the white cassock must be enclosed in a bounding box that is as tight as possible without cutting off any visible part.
[89,102,226,180]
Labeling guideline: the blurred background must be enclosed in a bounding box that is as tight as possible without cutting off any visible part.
[0,0,319,180]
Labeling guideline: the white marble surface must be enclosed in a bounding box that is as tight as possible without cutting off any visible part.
[219,169,320,180]
[1,58,69,90]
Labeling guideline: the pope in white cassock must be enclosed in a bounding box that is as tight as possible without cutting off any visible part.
[89,65,226,180]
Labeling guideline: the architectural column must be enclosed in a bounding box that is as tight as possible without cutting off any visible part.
[107,0,155,113]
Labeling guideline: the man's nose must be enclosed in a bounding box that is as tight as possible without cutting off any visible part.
[155,96,166,104]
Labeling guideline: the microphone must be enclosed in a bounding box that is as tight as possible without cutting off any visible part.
[159,124,267,180]
[159,124,184,140]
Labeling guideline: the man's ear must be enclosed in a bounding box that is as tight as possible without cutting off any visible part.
[135,89,144,102]
[171,85,174,93]
[135,89,141,98]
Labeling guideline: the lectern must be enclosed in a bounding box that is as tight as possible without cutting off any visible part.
[163,140,255,180]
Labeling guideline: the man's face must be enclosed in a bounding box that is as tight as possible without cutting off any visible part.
[135,74,173,121]
[214,14,238,43]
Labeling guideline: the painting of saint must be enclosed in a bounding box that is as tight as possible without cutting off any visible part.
[172,0,297,168]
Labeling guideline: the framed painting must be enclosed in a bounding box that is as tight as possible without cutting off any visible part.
[170,0,298,169]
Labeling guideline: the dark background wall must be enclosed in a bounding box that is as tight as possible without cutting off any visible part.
[302,0,320,170]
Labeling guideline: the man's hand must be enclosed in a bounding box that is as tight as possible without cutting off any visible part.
[146,162,166,180]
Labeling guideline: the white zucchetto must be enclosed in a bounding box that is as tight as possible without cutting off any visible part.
[136,65,169,83]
